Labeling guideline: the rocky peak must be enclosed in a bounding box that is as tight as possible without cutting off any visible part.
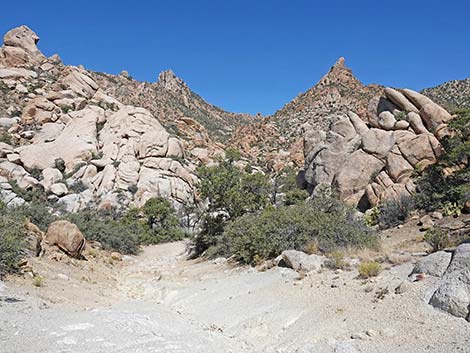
[157,69,188,93]
[3,25,40,53]
[0,25,46,67]
[317,57,358,87]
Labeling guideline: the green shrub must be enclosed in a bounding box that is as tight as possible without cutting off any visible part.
[194,156,272,255]
[0,212,26,278]
[68,180,87,194]
[378,195,414,229]
[396,111,407,121]
[12,201,55,231]
[358,261,381,278]
[66,209,141,254]
[364,207,380,227]
[424,227,451,252]
[29,168,43,181]
[0,130,12,144]
[284,189,309,206]
[8,181,47,203]
[442,201,462,217]
[139,197,185,244]
[33,275,44,287]
[414,108,470,212]
[210,195,377,264]
[274,168,308,206]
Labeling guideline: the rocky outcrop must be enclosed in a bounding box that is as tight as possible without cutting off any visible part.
[429,243,470,321]
[303,88,451,208]
[45,220,86,258]
[0,26,199,212]
[0,25,46,67]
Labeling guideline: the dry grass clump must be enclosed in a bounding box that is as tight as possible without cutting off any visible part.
[358,261,382,278]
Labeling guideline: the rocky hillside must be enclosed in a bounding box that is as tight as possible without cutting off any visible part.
[230,58,383,171]
[422,78,470,112]
[0,25,462,215]
[0,25,226,211]
[90,68,257,143]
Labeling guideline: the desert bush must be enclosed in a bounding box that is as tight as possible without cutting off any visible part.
[0,130,12,144]
[358,261,381,278]
[396,111,407,121]
[194,154,272,255]
[12,201,55,231]
[324,251,350,270]
[54,158,66,172]
[209,194,377,264]
[139,197,185,244]
[284,189,309,206]
[378,195,414,229]
[424,227,451,252]
[364,207,380,227]
[33,275,44,287]
[66,209,141,254]
[274,168,309,206]
[8,180,47,203]
[0,210,27,278]
[68,180,88,194]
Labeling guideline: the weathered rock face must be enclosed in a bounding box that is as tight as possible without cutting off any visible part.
[429,244,470,321]
[303,88,451,208]
[0,26,199,211]
[45,220,86,258]
[0,25,46,67]
[410,251,452,278]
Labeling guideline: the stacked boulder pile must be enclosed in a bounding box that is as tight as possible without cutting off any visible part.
[0,26,197,211]
[303,87,453,209]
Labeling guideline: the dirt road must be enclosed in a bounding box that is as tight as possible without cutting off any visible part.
[1,241,469,353]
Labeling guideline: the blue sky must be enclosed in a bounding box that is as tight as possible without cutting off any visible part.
[1,1,469,115]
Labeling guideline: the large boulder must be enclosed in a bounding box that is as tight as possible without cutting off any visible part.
[410,251,452,277]
[45,220,86,258]
[397,133,442,168]
[384,88,419,113]
[334,149,385,200]
[361,129,395,158]
[401,88,452,131]
[281,250,325,273]
[429,244,470,321]
[0,25,46,67]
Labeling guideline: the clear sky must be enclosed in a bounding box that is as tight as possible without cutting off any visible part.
[1,0,469,115]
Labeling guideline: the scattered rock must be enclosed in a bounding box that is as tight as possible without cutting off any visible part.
[50,183,68,196]
[418,215,434,231]
[110,252,123,261]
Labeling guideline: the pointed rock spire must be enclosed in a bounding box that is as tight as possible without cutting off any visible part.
[317,57,355,86]
[157,69,188,93]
